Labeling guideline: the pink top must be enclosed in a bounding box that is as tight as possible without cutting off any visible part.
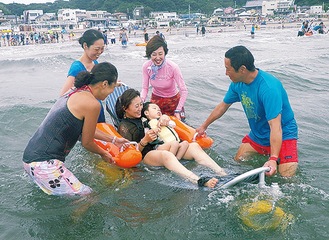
[141,59,188,111]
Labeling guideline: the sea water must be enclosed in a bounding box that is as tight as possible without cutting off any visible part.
[1,27,329,239]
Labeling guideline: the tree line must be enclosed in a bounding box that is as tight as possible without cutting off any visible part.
[0,0,328,17]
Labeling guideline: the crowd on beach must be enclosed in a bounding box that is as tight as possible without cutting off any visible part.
[0,30,77,47]
[1,18,327,48]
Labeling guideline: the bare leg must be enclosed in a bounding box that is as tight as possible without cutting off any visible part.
[278,162,298,177]
[175,141,189,160]
[234,142,258,161]
[143,150,218,188]
[183,142,227,176]
[236,143,298,177]
[157,142,178,155]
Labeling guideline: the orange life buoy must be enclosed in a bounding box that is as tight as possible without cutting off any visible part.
[305,31,313,36]
[135,42,147,46]
[95,123,142,168]
[169,116,214,149]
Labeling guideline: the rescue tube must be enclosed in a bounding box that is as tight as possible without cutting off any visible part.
[169,116,214,149]
[135,42,147,46]
[94,123,142,168]
[305,31,313,36]
[238,200,293,231]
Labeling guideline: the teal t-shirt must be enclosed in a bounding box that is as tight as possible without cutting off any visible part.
[223,69,298,146]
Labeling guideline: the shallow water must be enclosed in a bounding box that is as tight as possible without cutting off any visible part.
[1,27,329,239]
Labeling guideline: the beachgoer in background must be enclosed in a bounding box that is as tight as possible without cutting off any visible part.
[115,89,227,188]
[143,28,149,42]
[197,45,298,178]
[142,102,189,160]
[110,30,116,44]
[313,22,325,34]
[102,30,108,46]
[156,30,165,40]
[141,35,188,121]
[251,23,255,37]
[23,62,119,196]
[201,25,206,36]
[119,28,128,46]
[297,21,308,36]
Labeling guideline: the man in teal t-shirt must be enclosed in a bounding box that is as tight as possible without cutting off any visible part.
[197,45,298,178]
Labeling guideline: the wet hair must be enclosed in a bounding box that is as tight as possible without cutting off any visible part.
[141,102,153,119]
[145,35,168,59]
[225,45,256,72]
[78,29,104,48]
[74,62,118,88]
[115,89,141,120]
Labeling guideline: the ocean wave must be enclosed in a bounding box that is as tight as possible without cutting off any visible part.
[0,54,75,70]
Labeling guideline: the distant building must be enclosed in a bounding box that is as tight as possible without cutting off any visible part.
[150,11,177,21]
[262,1,278,16]
[84,10,108,29]
[245,0,295,16]
[275,0,295,15]
[86,10,107,19]
[23,10,44,24]
[0,10,10,27]
[133,6,144,20]
[213,8,224,16]
[35,13,56,22]
[149,11,178,27]
[309,5,323,14]
[244,0,263,12]
[57,9,86,24]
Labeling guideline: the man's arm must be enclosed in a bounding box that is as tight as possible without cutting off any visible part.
[263,114,282,176]
[196,101,231,135]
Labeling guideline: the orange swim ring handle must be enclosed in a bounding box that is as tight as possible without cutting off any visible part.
[95,123,143,168]
[169,116,214,149]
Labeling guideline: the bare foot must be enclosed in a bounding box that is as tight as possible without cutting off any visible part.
[204,177,219,188]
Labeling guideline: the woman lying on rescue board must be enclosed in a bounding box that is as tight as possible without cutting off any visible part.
[115,88,227,188]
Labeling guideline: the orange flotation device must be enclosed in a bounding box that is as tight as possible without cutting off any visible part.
[305,31,313,36]
[169,116,214,149]
[135,42,147,46]
[94,123,142,168]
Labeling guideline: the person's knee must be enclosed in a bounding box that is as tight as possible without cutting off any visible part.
[159,149,176,159]
[180,141,189,149]
[189,141,201,149]
[171,141,180,148]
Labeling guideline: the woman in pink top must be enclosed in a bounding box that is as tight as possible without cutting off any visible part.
[141,35,188,120]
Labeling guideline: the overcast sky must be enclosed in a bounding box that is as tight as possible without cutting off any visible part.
[0,0,55,4]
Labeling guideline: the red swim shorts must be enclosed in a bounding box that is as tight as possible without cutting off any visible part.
[242,135,298,164]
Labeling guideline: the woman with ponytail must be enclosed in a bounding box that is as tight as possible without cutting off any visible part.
[23,62,120,196]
